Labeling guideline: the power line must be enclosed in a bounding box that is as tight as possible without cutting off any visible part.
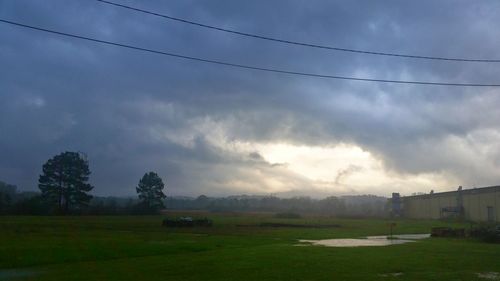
[96,0,500,63]
[1,18,500,87]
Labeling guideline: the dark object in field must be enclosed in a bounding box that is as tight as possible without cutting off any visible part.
[162,217,213,227]
[431,227,465,237]
[469,224,500,243]
[274,212,301,219]
[236,222,340,228]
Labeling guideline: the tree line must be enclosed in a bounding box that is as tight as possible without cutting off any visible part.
[166,195,388,217]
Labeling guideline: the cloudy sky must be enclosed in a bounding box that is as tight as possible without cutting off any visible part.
[1,0,500,197]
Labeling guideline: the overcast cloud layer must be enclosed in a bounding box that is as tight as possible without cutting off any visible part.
[1,0,500,197]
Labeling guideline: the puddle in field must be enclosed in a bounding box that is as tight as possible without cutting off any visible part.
[0,269,38,279]
[477,272,500,280]
[299,234,430,247]
[367,234,430,240]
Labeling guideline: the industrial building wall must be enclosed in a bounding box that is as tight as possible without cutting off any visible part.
[462,190,499,222]
[403,193,455,219]
[401,188,500,222]
[497,190,500,221]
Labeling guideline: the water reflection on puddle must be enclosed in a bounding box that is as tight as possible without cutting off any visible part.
[299,234,430,247]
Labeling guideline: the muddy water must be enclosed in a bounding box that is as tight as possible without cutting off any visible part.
[299,233,430,247]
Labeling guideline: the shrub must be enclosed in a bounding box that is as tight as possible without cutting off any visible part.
[162,217,213,227]
[469,224,500,243]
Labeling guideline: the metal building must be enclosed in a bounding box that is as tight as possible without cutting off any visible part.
[393,185,500,222]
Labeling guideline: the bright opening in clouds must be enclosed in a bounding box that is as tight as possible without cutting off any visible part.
[1,0,500,197]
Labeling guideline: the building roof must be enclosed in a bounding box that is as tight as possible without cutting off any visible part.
[402,185,500,199]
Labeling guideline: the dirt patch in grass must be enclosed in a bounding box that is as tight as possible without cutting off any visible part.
[379,272,403,277]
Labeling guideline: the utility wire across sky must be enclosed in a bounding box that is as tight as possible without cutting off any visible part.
[1,18,500,87]
[96,0,500,63]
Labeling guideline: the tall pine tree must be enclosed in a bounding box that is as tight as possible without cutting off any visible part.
[38,151,94,213]
[136,172,166,210]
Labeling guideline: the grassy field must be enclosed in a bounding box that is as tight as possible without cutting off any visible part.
[1,213,499,281]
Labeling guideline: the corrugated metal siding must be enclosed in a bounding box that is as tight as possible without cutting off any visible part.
[401,186,500,222]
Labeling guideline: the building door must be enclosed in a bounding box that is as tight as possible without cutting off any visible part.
[487,206,494,222]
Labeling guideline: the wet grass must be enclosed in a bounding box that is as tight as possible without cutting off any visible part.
[0,213,499,280]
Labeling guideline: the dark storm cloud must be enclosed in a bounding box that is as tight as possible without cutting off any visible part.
[1,0,500,196]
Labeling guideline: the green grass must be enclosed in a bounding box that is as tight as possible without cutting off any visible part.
[0,213,499,281]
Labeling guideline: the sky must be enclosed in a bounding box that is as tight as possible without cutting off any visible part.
[1,0,500,198]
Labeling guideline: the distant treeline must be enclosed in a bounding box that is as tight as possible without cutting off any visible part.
[166,195,389,217]
[1,181,389,217]
[0,181,148,215]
